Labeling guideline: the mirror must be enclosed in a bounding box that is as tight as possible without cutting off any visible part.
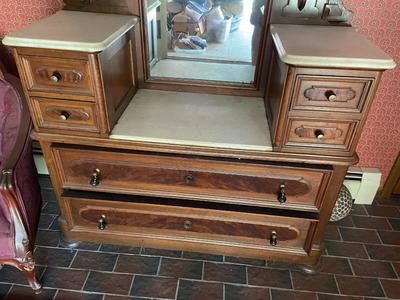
[146,0,267,84]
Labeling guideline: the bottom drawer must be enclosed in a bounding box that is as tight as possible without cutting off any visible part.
[64,195,317,254]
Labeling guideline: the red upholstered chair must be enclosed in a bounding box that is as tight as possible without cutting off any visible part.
[0,62,42,293]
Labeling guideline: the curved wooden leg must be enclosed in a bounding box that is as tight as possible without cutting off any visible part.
[21,265,42,294]
[59,233,81,249]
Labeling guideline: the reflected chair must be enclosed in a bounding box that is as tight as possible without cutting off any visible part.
[0,62,42,293]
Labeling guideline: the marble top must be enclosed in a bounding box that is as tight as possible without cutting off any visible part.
[270,24,396,69]
[3,10,139,52]
[110,90,272,151]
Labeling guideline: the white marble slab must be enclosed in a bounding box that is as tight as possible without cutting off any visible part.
[110,90,272,151]
[271,24,396,70]
[3,11,139,52]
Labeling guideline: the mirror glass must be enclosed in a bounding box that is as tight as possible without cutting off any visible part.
[146,0,265,84]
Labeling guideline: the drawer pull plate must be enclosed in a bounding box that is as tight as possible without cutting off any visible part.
[90,168,101,186]
[270,231,278,246]
[304,86,356,102]
[277,184,287,204]
[97,214,107,230]
[295,125,343,140]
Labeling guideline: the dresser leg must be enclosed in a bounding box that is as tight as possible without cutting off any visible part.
[59,234,81,249]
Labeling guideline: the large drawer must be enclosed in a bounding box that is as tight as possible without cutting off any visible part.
[53,146,332,211]
[64,195,317,254]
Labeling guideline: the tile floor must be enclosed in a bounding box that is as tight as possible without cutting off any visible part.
[0,176,399,300]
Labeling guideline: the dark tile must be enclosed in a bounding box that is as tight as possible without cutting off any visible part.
[350,259,397,278]
[335,276,384,297]
[349,204,368,216]
[339,227,380,244]
[380,279,400,299]
[374,197,400,206]
[333,216,354,227]
[225,284,269,300]
[40,188,57,202]
[84,271,133,295]
[271,289,317,300]
[130,275,177,299]
[100,244,141,254]
[351,216,392,230]
[38,214,55,229]
[247,267,292,289]
[317,294,362,300]
[41,201,60,215]
[55,290,104,300]
[182,251,223,262]
[114,255,160,275]
[159,258,203,279]
[266,260,296,270]
[366,244,400,261]
[389,218,400,230]
[104,296,149,300]
[291,271,338,293]
[0,265,44,285]
[177,279,223,300]
[5,286,56,300]
[35,229,60,247]
[41,267,88,289]
[71,241,101,251]
[203,262,246,284]
[378,230,400,245]
[71,251,118,271]
[324,241,368,258]
[49,216,61,230]
[323,225,341,241]
[319,256,352,275]
[141,247,182,258]
[224,256,266,266]
[365,205,400,218]
[0,283,11,297]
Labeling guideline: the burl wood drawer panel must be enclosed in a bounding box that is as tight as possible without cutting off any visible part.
[65,196,316,253]
[31,97,100,133]
[291,74,372,112]
[53,147,332,211]
[20,55,94,96]
[285,118,358,151]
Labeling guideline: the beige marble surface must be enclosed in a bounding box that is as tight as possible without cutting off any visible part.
[3,11,139,52]
[110,90,272,151]
[271,24,396,70]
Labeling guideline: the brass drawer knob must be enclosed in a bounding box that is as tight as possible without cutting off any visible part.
[183,220,192,229]
[277,184,287,204]
[50,71,62,82]
[270,231,278,246]
[90,168,101,186]
[315,129,325,140]
[59,111,70,121]
[325,90,337,101]
[98,214,107,230]
[184,174,194,184]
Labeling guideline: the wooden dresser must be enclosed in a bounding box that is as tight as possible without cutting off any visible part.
[3,1,395,271]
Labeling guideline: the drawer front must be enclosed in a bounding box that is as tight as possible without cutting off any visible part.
[54,147,331,210]
[285,118,357,151]
[65,196,315,252]
[31,98,100,132]
[21,55,94,96]
[291,75,371,112]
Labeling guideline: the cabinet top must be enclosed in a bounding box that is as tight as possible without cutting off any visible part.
[271,24,396,70]
[2,10,139,53]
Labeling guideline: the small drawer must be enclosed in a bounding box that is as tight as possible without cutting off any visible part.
[65,196,316,253]
[31,97,99,132]
[53,146,332,211]
[20,55,94,96]
[291,74,372,112]
[285,118,358,151]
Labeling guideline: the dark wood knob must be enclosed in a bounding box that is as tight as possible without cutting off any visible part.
[325,90,337,101]
[183,220,192,229]
[277,184,287,204]
[90,168,101,186]
[315,129,325,140]
[50,71,62,82]
[270,231,278,246]
[184,174,194,184]
[97,214,107,230]
[59,111,70,121]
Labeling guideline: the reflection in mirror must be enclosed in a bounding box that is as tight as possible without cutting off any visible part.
[147,0,265,84]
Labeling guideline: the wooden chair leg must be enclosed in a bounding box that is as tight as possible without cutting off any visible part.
[21,264,42,294]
